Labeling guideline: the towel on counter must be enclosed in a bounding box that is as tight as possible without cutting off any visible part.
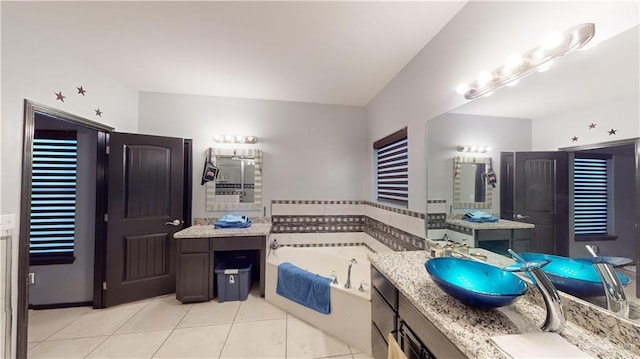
[214,214,252,229]
[462,210,498,223]
[276,262,332,314]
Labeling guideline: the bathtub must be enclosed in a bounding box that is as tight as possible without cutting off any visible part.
[265,245,372,354]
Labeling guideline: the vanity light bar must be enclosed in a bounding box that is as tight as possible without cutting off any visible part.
[458,23,595,100]
[213,135,258,144]
[457,145,491,153]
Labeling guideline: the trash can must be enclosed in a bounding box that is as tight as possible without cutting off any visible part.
[215,258,253,302]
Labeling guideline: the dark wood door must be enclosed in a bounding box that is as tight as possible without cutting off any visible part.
[514,151,569,256]
[105,132,184,307]
[500,152,515,220]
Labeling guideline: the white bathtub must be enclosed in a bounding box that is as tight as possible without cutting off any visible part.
[265,245,372,354]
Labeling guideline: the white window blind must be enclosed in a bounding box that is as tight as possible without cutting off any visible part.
[574,157,608,235]
[30,132,77,262]
[375,128,408,206]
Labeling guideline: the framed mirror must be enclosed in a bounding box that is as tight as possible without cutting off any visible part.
[205,148,262,211]
[453,156,492,209]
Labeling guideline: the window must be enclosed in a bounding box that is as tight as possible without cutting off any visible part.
[573,155,611,238]
[374,128,408,207]
[30,130,78,265]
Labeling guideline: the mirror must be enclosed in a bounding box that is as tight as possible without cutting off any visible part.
[453,156,491,209]
[205,148,262,211]
[426,26,639,320]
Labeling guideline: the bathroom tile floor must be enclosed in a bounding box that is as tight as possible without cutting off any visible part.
[28,289,373,359]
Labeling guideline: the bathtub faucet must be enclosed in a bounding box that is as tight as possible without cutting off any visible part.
[345,258,358,289]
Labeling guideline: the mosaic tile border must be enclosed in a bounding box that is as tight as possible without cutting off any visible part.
[364,201,426,219]
[446,222,474,235]
[426,213,447,229]
[271,215,365,233]
[365,217,425,251]
[272,200,363,205]
[427,199,446,203]
[273,242,376,253]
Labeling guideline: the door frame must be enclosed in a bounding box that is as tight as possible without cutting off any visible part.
[560,137,640,298]
[17,100,113,359]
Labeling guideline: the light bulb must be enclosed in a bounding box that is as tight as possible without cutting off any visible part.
[505,53,524,69]
[236,135,245,143]
[246,136,255,143]
[478,146,486,153]
[470,146,478,152]
[214,135,222,142]
[224,135,234,142]
[486,147,492,152]
[477,71,493,86]
[456,83,469,95]
[542,32,564,50]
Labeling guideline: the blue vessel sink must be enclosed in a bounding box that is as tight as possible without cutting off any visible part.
[518,253,631,298]
[425,257,528,308]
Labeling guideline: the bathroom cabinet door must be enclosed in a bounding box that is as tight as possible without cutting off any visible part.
[177,252,211,303]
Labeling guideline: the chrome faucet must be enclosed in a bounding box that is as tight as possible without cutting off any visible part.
[585,245,629,318]
[505,249,565,332]
[344,258,358,289]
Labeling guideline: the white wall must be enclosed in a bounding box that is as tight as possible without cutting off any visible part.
[532,93,640,151]
[426,113,532,215]
[1,5,139,356]
[138,92,367,219]
[365,1,639,213]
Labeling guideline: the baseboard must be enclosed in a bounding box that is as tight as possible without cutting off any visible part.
[29,301,93,310]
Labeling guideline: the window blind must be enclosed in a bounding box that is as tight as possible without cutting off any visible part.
[30,132,77,261]
[574,157,608,235]
[375,129,408,206]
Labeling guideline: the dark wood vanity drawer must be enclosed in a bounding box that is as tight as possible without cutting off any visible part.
[372,266,398,309]
[476,229,511,241]
[398,294,468,359]
[372,286,397,341]
[371,321,389,359]
[179,238,210,253]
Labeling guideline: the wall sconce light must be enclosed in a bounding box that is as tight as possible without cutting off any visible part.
[213,135,258,144]
[457,145,491,153]
[456,23,595,100]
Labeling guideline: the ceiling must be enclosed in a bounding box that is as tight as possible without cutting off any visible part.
[4,1,467,106]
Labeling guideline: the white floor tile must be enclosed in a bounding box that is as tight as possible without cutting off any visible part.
[234,291,286,322]
[86,330,171,358]
[153,324,231,358]
[320,356,353,359]
[28,306,92,342]
[49,301,149,340]
[286,317,351,359]
[28,341,41,350]
[178,300,240,328]
[117,296,191,333]
[352,353,374,359]
[27,336,107,358]
[220,319,286,358]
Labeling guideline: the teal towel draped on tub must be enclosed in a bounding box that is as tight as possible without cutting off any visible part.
[276,262,332,314]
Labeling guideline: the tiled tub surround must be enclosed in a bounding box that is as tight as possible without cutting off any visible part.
[271,200,427,251]
[369,250,639,359]
[266,244,376,354]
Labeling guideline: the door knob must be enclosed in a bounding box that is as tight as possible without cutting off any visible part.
[515,214,530,220]
[164,219,183,226]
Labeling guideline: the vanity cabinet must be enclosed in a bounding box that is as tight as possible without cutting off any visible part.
[175,234,267,303]
[476,228,532,256]
[177,238,213,303]
[371,266,466,359]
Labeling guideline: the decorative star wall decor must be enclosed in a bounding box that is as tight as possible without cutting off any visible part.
[95,108,102,117]
[588,123,596,129]
[571,136,579,142]
[55,91,65,102]
[608,129,617,135]
[77,86,86,96]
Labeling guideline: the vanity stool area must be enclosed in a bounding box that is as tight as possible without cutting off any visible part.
[173,222,271,303]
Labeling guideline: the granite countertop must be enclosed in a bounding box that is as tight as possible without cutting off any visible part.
[446,218,535,230]
[173,222,271,238]
[368,250,638,359]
